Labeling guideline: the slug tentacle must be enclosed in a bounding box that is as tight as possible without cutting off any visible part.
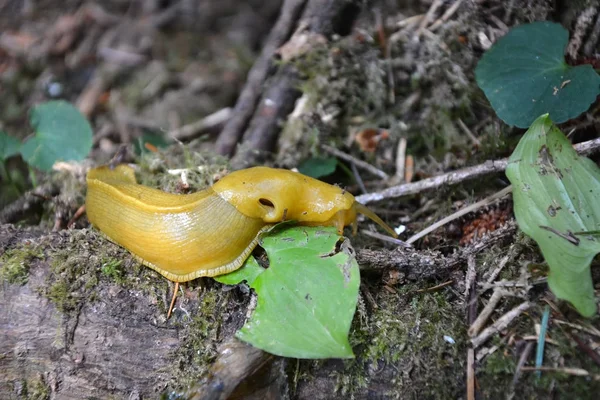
[353,202,398,238]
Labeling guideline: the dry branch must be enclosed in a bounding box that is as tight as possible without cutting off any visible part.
[356,137,600,205]
[357,220,517,281]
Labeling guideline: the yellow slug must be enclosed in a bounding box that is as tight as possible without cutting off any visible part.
[86,165,396,283]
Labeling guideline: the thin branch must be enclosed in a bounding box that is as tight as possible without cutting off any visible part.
[322,144,389,179]
[168,108,232,141]
[468,288,508,337]
[471,301,531,348]
[357,220,517,281]
[356,137,600,205]
[520,366,600,380]
[406,185,512,244]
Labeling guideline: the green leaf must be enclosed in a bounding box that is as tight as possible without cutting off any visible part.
[0,131,21,160]
[214,256,265,286]
[298,157,337,178]
[20,101,93,171]
[475,21,600,128]
[236,226,360,358]
[506,114,600,317]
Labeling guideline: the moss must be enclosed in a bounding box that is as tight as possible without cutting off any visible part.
[38,229,112,313]
[100,258,125,284]
[0,245,44,285]
[136,144,228,193]
[306,282,466,399]
[16,376,50,400]
[170,288,225,391]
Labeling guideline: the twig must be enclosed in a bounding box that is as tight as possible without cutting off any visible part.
[361,230,411,248]
[519,366,600,380]
[356,137,600,205]
[376,7,395,104]
[406,186,512,244]
[415,280,453,293]
[395,137,407,181]
[414,0,443,39]
[215,0,307,156]
[464,255,477,300]
[566,5,598,60]
[429,0,464,31]
[0,183,59,224]
[554,320,600,338]
[351,162,367,194]
[504,0,515,23]
[183,338,275,399]
[395,14,425,30]
[468,288,507,337]
[357,220,517,281]
[422,28,451,54]
[512,342,534,386]
[230,65,302,168]
[471,301,531,348]
[322,144,389,179]
[484,254,510,285]
[467,347,475,400]
[229,0,363,167]
[479,278,546,291]
[457,118,481,147]
[168,108,232,141]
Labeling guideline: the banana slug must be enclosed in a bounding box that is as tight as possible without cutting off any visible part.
[86,165,396,282]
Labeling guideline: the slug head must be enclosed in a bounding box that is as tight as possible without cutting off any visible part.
[212,167,397,237]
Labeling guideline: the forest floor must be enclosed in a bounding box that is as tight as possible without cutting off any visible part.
[1,0,600,399]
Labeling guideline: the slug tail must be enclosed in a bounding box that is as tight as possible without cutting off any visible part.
[354,202,398,238]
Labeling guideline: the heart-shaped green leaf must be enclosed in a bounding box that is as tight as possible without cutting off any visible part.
[20,101,93,171]
[218,226,360,358]
[506,114,600,317]
[476,21,600,128]
[0,131,20,160]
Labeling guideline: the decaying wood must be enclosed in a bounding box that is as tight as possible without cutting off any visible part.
[215,0,307,157]
[0,229,179,399]
[220,0,362,165]
[357,220,517,281]
[183,338,279,400]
